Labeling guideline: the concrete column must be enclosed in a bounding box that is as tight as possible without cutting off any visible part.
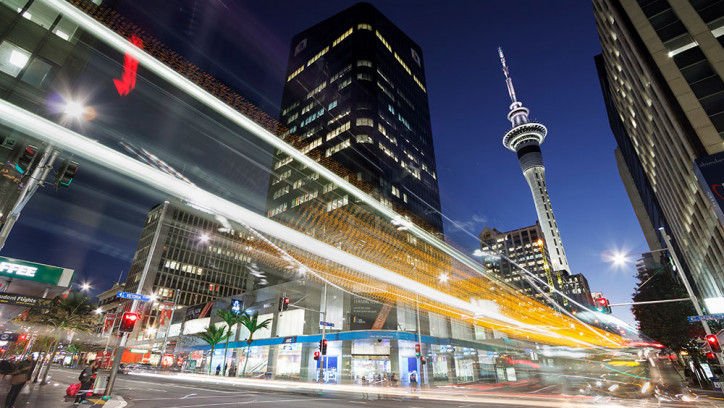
[341,340,353,384]
[389,339,400,380]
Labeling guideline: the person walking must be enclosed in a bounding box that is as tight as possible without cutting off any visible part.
[6,356,33,408]
[215,364,221,376]
[361,375,368,400]
[74,361,95,404]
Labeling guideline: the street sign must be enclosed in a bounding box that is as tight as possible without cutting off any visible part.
[0,293,52,308]
[320,321,334,327]
[117,291,151,302]
[687,314,724,322]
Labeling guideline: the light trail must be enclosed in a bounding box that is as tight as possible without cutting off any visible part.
[0,99,603,348]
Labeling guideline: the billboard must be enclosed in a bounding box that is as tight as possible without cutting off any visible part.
[694,152,724,227]
[0,257,73,286]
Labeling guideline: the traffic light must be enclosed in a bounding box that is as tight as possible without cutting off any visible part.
[320,339,328,355]
[278,297,290,311]
[54,159,79,188]
[415,344,421,357]
[14,145,37,174]
[420,356,426,365]
[17,334,26,342]
[313,351,320,361]
[119,312,139,333]
[707,334,722,353]
[595,297,611,314]
[707,352,717,360]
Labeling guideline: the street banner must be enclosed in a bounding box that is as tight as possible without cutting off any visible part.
[0,293,52,308]
[158,301,174,334]
[101,314,116,338]
[371,304,393,330]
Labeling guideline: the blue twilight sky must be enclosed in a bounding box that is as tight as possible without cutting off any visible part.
[4,0,648,326]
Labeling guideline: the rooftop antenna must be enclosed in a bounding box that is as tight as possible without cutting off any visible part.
[498,47,518,104]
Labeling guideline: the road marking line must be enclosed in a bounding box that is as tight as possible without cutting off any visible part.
[181,393,197,399]
[158,397,307,408]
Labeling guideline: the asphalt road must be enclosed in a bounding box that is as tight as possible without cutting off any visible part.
[38,367,724,408]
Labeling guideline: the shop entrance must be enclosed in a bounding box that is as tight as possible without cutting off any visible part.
[352,355,390,382]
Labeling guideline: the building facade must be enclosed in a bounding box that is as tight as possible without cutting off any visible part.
[266,2,443,234]
[121,200,262,339]
[497,49,570,272]
[594,0,724,300]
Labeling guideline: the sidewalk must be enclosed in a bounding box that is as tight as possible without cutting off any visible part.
[0,367,126,408]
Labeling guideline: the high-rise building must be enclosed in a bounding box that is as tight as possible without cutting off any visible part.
[478,222,593,308]
[594,0,724,299]
[121,200,261,339]
[497,49,570,272]
[266,2,443,234]
[479,223,557,302]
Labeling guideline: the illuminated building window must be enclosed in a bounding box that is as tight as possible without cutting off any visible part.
[391,186,400,197]
[326,121,350,141]
[323,182,338,193]
[271,169,291,185]
[301,101,315,115]
[291,190,318,207]
[357,72,373,81]
[357,60,373,67]
[327,108,350,125]
[377,81,395,101]
[287,65,304,82]
[394,52,411,75]
[282,102,299,116]
[332,27,353,47]
[306,81,327,99]
[268,203,288,217]
[397,113,411,130]
[378,142,398,162]
[376,30,392,52]
[307,46,329,66]
[287,112,299,123]
[403,193,407,203]
[301,137,322,154]
[338,78,352,90]
[300,125,321,141]
[388,104,395,114]
[330,64,351,82]
[326,195,349,212]
[273,156,293,170]
[328,100,338,111]
[0,42,30,78]
[293,179,305,189]
[300,108,325,127]
[356,134,373,144]
[356,117,374,127]
[325,139,351,157]
[272,186,289,199]
[413,75,427,93]
[357,23,372,31]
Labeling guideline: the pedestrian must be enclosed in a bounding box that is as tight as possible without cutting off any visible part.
[215,364,221,376]
[361,375,368,400]
[6,355,33,408]
[229,364,237,377]
[410,371,417,389]
[74,361,95,404]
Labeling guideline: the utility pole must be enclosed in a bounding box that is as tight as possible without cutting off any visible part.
[319,281,327,383]
[660,227,724,367]
[0,147,58,250]
[160,289,181,366]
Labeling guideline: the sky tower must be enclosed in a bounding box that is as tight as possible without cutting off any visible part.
[498,48,570,272]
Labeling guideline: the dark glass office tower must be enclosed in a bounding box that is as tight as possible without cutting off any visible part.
[266,2,443,234]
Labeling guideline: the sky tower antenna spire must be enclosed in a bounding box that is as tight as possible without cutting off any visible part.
[498,47,517,104]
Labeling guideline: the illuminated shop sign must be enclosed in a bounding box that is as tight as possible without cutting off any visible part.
[0,257,72,286]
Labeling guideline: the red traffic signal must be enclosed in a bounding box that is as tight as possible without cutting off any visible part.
[15,145,37,174]
[119,312,139,333]
[595,297,612,314]
[707,334,722,353]
[415,343,420,357]
[707,352,717,360]
[320,339,328,355]
[420,356,426,365]
[313,351,320,361]
[18,334,26,342]
[278,297,290,311]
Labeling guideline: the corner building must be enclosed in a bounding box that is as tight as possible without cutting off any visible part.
[594,0,724,299]
[267,2,443,234]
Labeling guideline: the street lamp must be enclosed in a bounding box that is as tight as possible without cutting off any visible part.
[439,273,449,283]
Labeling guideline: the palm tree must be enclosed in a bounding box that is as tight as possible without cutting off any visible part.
[22,290,97,382]
[216,309,242,376]
[193,324,229,375]
[238,311,272,377]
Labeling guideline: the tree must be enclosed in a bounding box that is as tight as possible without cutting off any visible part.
[21,290,97,382]
[238,311,272,377]
[216,309,242,376]
[193,324,228,375]
[632,262,704,351]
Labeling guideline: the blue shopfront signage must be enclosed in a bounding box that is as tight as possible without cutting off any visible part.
[694,152,724,227]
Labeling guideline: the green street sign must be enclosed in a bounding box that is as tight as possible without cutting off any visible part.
[0,256,73,286]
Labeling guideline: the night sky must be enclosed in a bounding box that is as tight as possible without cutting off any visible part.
[4,0,647,326]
